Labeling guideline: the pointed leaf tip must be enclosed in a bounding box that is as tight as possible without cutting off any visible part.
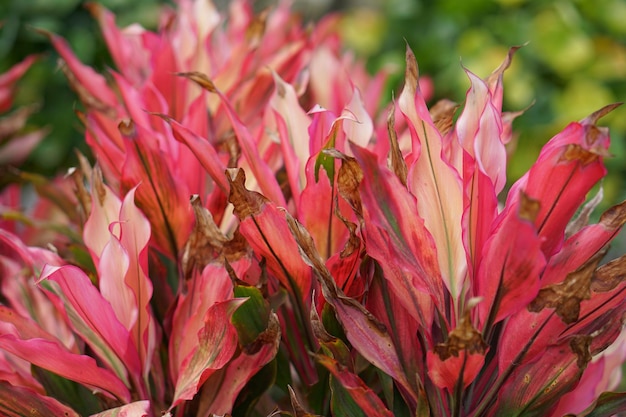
[177,71,217,92]
[581,103,623,125]
[404,43,419,91]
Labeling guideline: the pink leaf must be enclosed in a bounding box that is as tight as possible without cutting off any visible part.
[90,401,151,417]
[46,31,119,109]
[0,331,130,402]
[507,113,613,257]
[171,299,245,408]
[270,71,311,194]
[197,313,281,416]
[475,192,546,328]
[38,265,141,386]
[83,168,122,263]
[285,213,418,403]
[169,265,234,380]
[399,45,465,300]
[165,115,229,195]
[353,146,443,331]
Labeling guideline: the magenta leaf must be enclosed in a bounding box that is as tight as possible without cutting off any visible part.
[170,298,245,408]
[38,265,141,387]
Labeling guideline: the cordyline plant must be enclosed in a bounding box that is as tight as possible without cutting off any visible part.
[1,0,626,416]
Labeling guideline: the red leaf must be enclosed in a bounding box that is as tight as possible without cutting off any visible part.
[170,299,244,408]
[228,169,313,299]
[475,192,546,328]
[0,330,130,402]
[195,313,281,415]
[286,213,418,402]
[492,337,592,416]
[180,71,286,206]
[119,120,193,258]
[352,145,443,331]
[0,381,80,417]
[169,265,234,380]
[426,350,485,392]
[506,109,615,257]
[317,355,394,417]
[38,265,141,387]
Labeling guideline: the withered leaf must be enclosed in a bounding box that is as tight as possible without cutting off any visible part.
[333,202,361,259]
[227,168,269,220]
[565,188,605,238]
[429,99,457,137]
[597,200,626,230]
[580,103,622,126]
[570,335,592,369]
[433,313,487,360]
[245,9,268,46]
[333,152,363,216]
[289,386,323,417]
[518,191,541,222]
[387,101,408,186]
[181,195,231,278]
[176,71,217,93]
[529,251,605,323]
[592,253,626,293]
[559,144,600,166]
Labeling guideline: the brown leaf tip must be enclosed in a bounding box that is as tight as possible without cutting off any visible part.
[227,168,269,220]
[177,71,217,92]
[434,314,487,360]
[118,119,136,138]
[599,200,626,230]
[404,43,419,93]
[581,103,623,126]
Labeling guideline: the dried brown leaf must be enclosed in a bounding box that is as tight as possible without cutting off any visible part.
[518,191,541,222]
[177,71,217,92]
[592,253,626,293]
[334,152,363,216]
[227,168,268,219]
[387,101,407,186]
[529,251,605,323]
[570,335,593,369]
[429,99,457,137]
[433,313,487,360]
[181,195,230,277]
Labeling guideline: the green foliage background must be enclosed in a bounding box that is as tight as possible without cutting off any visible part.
[1,0,625,224]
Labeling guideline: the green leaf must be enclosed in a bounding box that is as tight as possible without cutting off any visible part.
[231,359,277,417]
[314,123,341,183]
[32,365,101,416]
[232,284,271,347]
[329,376,368,417]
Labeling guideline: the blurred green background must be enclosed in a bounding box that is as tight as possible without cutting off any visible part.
[1,0,625,210]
